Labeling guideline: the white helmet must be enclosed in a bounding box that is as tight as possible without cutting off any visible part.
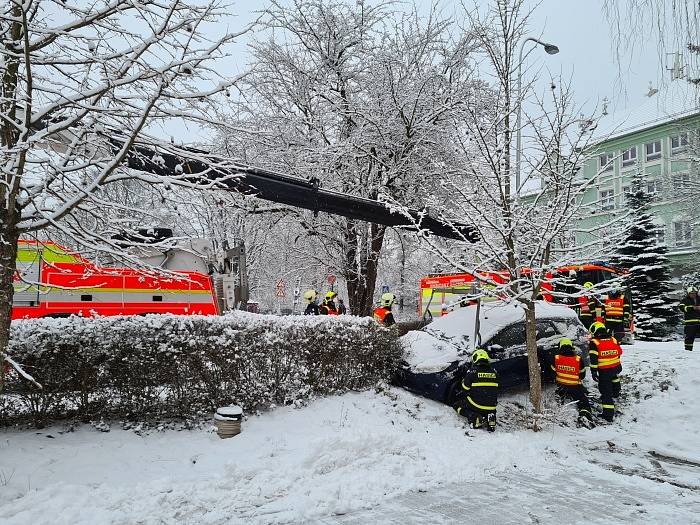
[688,286,698,294]
[303,289,317,304]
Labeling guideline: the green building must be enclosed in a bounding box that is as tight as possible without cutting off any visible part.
[573,84,700,276]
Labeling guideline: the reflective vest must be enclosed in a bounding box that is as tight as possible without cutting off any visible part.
[320,303,338,315]
[373,307,390,324]
[578,296,591,314]
[554,354,581,386]
[605,297,625,320]
[591,338,622,369]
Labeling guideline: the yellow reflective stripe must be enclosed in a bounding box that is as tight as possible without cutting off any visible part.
[456,407,462,415]
[467,396,496,411]
[556,378,581,386]
[599,358,620,367]
[42,286,210,295]
[16,249,41,263]
[611,378,620,383]
[590,364,598,369]
[40,246,80,263]
[601,404,615,409]
[685,319,700,323]
[471,382,499,387]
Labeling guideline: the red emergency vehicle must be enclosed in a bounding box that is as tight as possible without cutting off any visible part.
[12,240,221,320]
[419,264,628,319]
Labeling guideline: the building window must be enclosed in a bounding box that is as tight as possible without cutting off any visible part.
[599,189,615,211]
[651,224,666,246]
[621,185,631,205]
[645,140,662,161]
[647,180,663,201]
[622,146,637,168]
[673,171,692,191]
[598,153,613,172]
[671,133,689,155]
[675,221,692,248]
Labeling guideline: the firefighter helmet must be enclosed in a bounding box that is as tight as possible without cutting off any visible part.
[559,338,574,350]
[688,286,698,294]
[583,281,594,289]
[589,321,607,337]
[381,292,395,307]
[303,289,317,304]
[325,290,337,301]
[471,348,490,365]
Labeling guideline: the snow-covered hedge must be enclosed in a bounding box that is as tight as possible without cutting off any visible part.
[2,312,402,427]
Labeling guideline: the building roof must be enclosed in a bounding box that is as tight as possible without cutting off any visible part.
[589,81,700,146]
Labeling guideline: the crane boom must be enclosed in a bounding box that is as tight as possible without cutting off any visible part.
[124,141,479,242]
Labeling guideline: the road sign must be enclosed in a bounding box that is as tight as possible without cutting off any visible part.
[275,279,286,298]
[381,285,390,293]
[327,274,336,285]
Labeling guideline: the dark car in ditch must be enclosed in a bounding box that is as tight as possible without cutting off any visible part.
[395,301,589,405]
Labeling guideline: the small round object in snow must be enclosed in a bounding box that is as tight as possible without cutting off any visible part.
[216,405,243,420]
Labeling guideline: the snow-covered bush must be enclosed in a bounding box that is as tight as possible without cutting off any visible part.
[2,313,401,427]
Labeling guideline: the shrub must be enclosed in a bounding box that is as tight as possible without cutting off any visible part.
[2,312,402,427]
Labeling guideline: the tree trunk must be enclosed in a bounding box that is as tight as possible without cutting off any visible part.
[344,221,386,316]
[524,301,543,417]
[0,223,19,395]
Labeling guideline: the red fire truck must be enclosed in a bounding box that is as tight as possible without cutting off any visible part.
[11,238,246,320]
[419,264,629,320]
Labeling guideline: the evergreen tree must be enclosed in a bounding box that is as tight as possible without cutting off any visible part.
[610,172,681,341]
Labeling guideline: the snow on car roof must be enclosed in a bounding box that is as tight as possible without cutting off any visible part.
[401,300,578,373]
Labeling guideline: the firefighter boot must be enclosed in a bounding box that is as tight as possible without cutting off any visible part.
[471,415,483,429]
[486,412,496,432]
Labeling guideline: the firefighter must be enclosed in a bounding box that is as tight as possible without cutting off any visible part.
[679,286,700,351]
[550,338,593,426]
[319,291,339,315]
[577,282,600,329]
[453,348,499,431]
[588,321,623,422]
[373,293,396,327]
[604,288,630,341]
[303,289,319,315]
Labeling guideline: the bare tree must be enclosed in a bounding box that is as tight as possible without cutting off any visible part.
[0,0,248,388]
[393,0,615,421]
[223,0,481,315]
[603,0,700,86]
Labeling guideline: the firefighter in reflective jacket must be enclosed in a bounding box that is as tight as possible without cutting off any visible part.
[578,282,604,329]
[604,289,630,341]
[303,289,320,315]
[319,291,339,315]
[588,322,623,422]
[679,286,700,351]
[550,338,593,424]
[453,349,498,431]
[373,293,396,327]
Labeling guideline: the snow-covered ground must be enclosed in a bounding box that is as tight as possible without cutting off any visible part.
[1,341,699,524]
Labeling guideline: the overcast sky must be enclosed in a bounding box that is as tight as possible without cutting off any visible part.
[170,0,664,143]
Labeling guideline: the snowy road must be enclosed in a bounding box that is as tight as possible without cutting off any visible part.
[318,458,698,525]
[1,341,699,524]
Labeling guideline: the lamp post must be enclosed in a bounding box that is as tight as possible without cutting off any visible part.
[515,37,559,197]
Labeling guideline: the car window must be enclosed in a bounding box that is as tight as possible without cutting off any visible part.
[488,322,526,349]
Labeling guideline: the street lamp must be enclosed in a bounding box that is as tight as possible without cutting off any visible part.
[515,37,559,197]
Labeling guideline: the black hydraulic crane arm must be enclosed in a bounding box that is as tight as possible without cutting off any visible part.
[121,140,479,242]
